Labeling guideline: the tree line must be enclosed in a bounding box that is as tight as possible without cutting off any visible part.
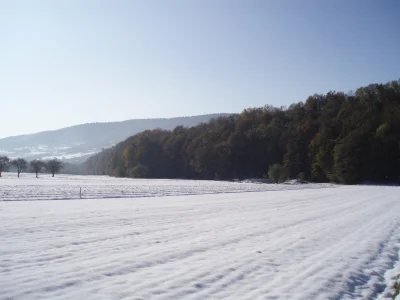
[83,79,400,184]
[0,157,63,178]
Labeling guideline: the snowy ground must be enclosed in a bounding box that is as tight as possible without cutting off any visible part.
[0,172,335,201]
[0,174,399,300]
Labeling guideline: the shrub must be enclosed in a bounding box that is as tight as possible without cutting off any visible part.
[129,164,149,178]
[297,172,306,183]
[268,164,283,183]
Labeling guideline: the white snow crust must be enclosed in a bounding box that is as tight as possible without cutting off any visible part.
[0,172,335,201]
[0,174,399,300]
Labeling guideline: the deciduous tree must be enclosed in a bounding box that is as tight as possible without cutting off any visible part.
[0,156,10,177]
[46,159,63,177]
[11,158,28,177]
[30,160,46,178]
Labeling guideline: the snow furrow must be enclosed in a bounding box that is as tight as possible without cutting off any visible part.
[0,175,399,300]
[0,173,336,202]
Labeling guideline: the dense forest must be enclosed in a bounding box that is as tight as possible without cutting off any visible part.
[84,80,400,184]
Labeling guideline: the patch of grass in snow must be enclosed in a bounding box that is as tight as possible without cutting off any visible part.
[393,274,400,299]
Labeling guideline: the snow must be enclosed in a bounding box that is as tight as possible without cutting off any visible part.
[0,172,335,201]
[0,174,399,300]
[379,252,400,300]
[41,151,96,160]
[0,145,96,162]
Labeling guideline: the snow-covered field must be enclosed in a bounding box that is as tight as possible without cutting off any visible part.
[0,174,399,300]
[0,172,335,201]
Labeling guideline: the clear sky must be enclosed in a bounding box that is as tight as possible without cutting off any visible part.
[1,0,399,138]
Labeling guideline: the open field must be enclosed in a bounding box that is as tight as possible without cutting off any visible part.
[0,174,399,299]
[0,173,335,201]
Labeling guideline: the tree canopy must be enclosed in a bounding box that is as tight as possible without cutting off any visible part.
[30,160,46,178]
[11,158,28,177]
[83,79,400,184]
[46,159,63,177]
[0,156,10,177]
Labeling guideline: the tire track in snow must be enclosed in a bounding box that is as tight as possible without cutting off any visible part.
[0,183,399,300]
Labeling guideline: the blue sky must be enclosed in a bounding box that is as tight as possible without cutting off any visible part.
[1,0,399,138]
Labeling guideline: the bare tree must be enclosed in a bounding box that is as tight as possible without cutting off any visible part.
[11,158,28,177]
[30,160,46,178]
[0,156,10,177]
[46,159,63,177]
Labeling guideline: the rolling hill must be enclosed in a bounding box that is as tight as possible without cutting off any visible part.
[0,114,227,163]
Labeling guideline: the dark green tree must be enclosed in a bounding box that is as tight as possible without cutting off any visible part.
[129,164,149,178]
[333,130,372,184]
[268,164,285,183]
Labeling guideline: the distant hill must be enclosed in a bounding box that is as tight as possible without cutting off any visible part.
[0,114,227,163]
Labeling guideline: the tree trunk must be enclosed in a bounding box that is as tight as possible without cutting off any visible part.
[52,172,55,177]
[0,172,2,177]
[36,172,38,178]
[17,171,20,178]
